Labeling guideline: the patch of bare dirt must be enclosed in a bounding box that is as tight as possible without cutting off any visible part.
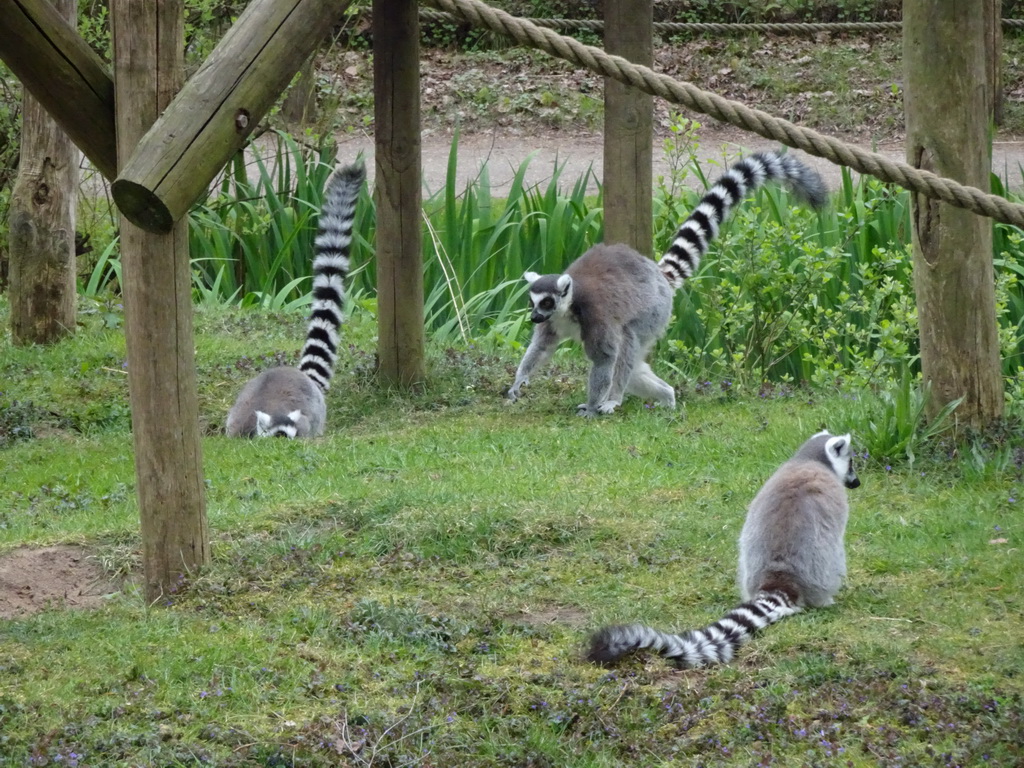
[0,545,122,619]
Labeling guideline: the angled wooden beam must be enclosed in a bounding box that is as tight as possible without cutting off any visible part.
[0,0,117,179]
[112,0,352,233]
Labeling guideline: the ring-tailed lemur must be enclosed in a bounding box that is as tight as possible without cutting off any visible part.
[587,430,859,668]
[225,161,365,438]
[506,150,827,416]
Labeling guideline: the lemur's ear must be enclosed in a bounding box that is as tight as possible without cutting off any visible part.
[287,409,303,423]
[556,274,572,295]
[523,271,541,284]
[826,434,850,457]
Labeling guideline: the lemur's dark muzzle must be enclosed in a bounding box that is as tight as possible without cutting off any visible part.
[530,313,546,324]
[845,476,861,489]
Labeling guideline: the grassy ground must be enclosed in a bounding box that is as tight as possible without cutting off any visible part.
[0,298,1021,766]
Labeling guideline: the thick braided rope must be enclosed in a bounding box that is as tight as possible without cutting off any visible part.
[425,0,1024,229]
[419,9,1024,34]
[418,10,903,34]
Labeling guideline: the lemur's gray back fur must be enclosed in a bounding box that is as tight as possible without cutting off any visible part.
[225,161,365,438]
[587,431,858,669]
[507,150,826,416]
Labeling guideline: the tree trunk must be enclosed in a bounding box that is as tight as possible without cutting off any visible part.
[904,0,1003,427]
[8,0,80,346]
[374,0,425,388]
[112,0,210,603]
[602,0,653,254]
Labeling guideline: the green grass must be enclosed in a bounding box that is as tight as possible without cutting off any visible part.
[1,300,1022,766]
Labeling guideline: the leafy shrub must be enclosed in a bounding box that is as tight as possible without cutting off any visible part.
[834,366,963,468]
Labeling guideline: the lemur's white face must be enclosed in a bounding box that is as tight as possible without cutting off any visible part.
[821,432,860,489]
[254,409,302,438]
[524,272,572,324]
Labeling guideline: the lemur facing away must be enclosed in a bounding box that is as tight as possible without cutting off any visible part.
[225,161,365,438]
[588,430,859,669]
[506,150,827,416]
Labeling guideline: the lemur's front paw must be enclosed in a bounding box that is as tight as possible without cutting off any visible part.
[656,392,676,409]
[576,400,618,417]
[506,384,522,402]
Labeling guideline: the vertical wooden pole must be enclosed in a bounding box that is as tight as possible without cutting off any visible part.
[603,0,653,253]
[373,0,425,387]
[904,0,1003,427]
[9,0,79,346]
[984,0,1003,125]
[112,0,210,602]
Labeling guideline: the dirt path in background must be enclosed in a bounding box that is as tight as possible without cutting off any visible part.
[336,125,1024,196]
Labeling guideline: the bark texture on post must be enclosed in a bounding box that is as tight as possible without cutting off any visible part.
[904,0,1003,427]
[9,0,80,346]
[112,0,210,603]
[374,0,425,388]
[603,0,653,253]
[984,0,1003,125]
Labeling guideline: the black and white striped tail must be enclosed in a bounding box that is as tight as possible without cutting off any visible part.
[587,590,800,668]
[658,150,827,289]
[299,161,366,393]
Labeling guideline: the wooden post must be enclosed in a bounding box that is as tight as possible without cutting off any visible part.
[8,0,80,345]
[904,0,1003,427]
[112,0,352,233]
[603,0,653,253]
[374,0,425,388]
[985,0,1003,125]
[0,0,116,180]
[112,0,210,602]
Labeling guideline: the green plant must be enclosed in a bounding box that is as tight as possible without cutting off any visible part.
[187,131,350,308]
[657,159,920,389]
[839,365,964,467]
[82,236,121,297]
[347,598,468,653]
[77,0,111,60]
[413,132,602,343]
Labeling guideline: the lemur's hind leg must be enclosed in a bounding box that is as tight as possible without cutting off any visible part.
[626,362,676,408]
[602,328,641,413]
[578,325,621,417]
